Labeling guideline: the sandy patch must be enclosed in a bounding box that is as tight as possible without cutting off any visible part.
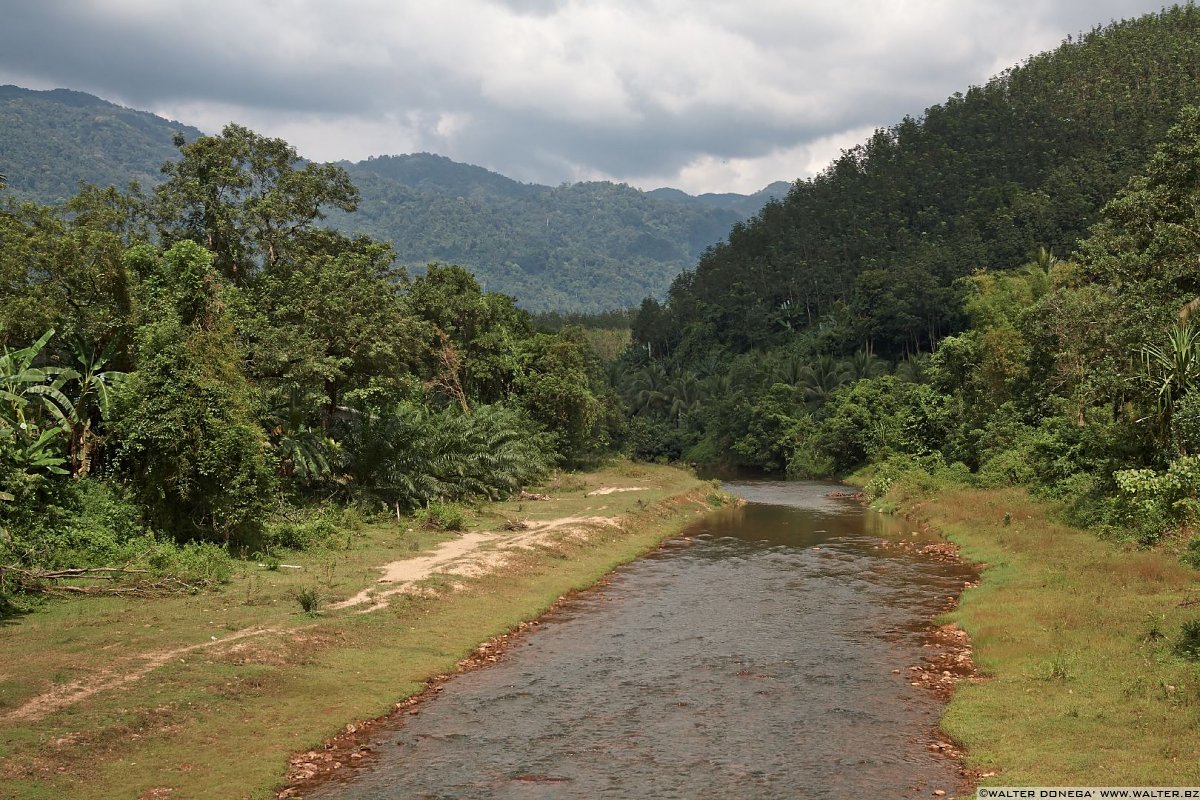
[585,486,646,496]
[331,515,625,613]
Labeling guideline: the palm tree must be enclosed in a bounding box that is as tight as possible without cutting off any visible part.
[894,353,931,384]
[265,385,339,483]
[844,350,887,381]
[771,353,808,386]
[799,355,851,409]
[624,363,672,416]
[665,373,704,422]
[1017,246,1056,300]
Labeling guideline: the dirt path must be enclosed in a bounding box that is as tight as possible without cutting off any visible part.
[4,512,628,723]
[0,626,279,723]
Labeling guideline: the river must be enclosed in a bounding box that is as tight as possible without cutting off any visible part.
[302,480,975,799]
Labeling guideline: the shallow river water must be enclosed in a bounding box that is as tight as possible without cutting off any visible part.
[305,481,974,799]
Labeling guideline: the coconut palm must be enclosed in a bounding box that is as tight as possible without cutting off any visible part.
[844,350,887,381]
[665,373,704,422]
[894,353,931,384]
[771,353,808,386]
[798,355,851,409]
[623,363,672,416]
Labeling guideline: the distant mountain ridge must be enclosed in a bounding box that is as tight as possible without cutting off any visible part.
[0,84,204,203]
[648,181,792,217]
[0,85,790,311]
[331,154,790,310]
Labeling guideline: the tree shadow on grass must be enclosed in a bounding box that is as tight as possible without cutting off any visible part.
[0,596,33,625]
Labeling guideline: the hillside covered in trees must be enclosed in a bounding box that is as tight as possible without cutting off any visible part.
[330,154,767,312]
[618,4,1200,551]
[0,85,205,205]
[0,87,786,312]
[635,6,1200,361]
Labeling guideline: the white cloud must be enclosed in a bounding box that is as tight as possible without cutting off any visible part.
[0,0,1172,192]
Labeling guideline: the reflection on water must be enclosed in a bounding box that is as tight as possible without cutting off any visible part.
[304,481,973,800]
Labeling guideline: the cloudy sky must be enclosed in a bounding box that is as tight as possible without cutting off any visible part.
[0,0,1173,194]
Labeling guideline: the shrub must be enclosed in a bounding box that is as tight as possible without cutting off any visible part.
[1175,619,1200,660]
[1182,537,1200,569]
[169,541,234,585]
[786,444,835,479]
[415,501,467,531]
[1110,455,1200,543]
[293,586,322,615]
[260,505,348,551]
[0,478,146,569]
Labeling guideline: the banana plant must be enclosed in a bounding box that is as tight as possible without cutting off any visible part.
[1,330,78,432]
[1,330,78,484]
[65,338,127,477]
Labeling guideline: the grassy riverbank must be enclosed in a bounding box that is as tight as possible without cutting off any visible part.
[885,481,1200,790]
[0,462,715,800]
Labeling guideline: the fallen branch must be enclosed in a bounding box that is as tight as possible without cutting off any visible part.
[0,565,210,597]
[17,566,150,580]
[42,577,201,597]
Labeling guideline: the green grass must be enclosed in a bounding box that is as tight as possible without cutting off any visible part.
[0,462,712,799]
[887,481,1200,791]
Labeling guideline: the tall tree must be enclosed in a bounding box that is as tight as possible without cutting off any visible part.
[153,125,358,283]
[112,241,274,543]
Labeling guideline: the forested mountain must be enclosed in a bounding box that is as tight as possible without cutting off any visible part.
[332,155,769,312]
[616,5,1200,553]
[0,85,204,204]
[637,5,1200,362]
[0,86,786,312]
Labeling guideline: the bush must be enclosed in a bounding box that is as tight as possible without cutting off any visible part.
[0,479,145,569]
[622,415,690,463]
[1175,619,1200,660]
[164,540,234,585]
[260,505,355,552]
[1182,537,1200,569]
[415,501,467,531]
[1171,392,1200,456]
[292,586,322,615]
[1107,455,1200,544]
[861,453,973,502]
[786,443,835,479]
[0,476,234,602]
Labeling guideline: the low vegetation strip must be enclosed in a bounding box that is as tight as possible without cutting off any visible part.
[889,482,1200,791]
[0,462,715,800]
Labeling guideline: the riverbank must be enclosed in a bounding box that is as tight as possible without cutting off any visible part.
[884,480,1200,791]
[0,462,717,799]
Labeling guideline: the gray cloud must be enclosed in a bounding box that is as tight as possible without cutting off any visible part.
[0,0,1172,192]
